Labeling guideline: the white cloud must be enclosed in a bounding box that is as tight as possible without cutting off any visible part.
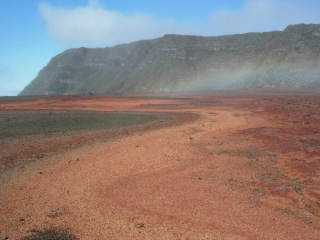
[209,0,320,35]
[39,0,320,48]
[39,1,186,47]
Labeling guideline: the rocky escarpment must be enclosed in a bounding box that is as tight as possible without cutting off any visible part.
[21,23,320,96]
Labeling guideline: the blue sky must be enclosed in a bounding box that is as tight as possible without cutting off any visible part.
[1,0,320,96]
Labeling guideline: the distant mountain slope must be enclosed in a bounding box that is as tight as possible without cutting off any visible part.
[21,24,320,96]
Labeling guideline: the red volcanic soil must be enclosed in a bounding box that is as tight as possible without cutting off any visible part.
[1,95,320,239]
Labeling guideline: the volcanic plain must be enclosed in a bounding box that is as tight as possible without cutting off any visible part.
[1,94,320,240]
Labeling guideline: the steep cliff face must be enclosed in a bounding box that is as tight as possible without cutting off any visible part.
[21,24,320,96]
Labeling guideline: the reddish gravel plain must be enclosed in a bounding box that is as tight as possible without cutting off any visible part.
[1,94,320,240]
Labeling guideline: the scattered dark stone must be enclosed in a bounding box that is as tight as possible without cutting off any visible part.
[47,208,65,218]
[23,228,76,240]
[135,223,145,229]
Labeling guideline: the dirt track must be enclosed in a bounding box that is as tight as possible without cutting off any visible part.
[1,95,320,239]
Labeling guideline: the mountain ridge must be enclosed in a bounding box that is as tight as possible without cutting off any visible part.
[21,23,320,96]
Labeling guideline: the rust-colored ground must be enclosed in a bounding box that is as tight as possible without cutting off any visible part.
[1,94,320,239]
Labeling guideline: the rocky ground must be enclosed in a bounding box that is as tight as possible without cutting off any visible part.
[0,94,319,240]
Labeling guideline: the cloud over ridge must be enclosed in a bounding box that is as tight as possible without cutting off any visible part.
[209,0,320,35]
[39,1,184,47]
[39,0,320,48]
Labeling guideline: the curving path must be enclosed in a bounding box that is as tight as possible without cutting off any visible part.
[1,97,319,240]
